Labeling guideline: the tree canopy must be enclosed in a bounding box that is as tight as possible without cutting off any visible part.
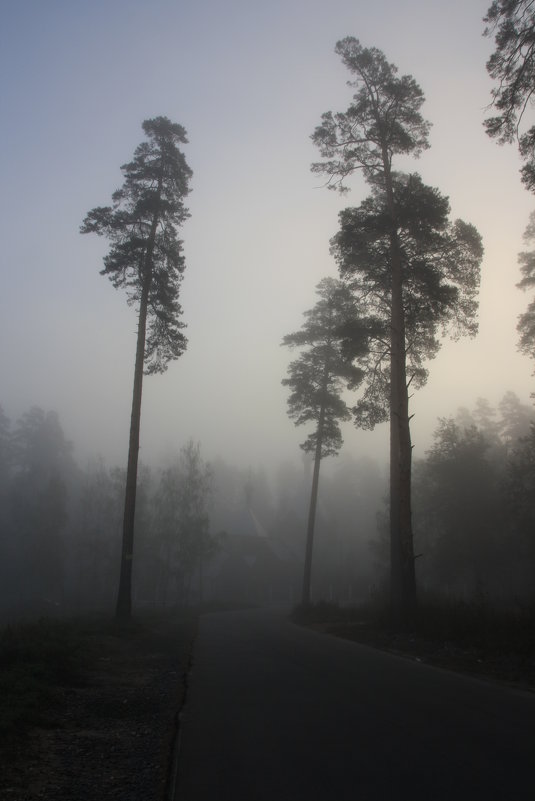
[282,277,365,456]
[484,0,535,191]
[81,116,192,374]
[517,210,535,368]
[332,173,483,427]
[311,37,430,192]
[282,277,367,605]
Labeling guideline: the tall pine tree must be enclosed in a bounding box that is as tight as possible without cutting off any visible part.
[484,0,535,191]
[312,40,482,623]
[282,277,366,606]
[81,117,192,620]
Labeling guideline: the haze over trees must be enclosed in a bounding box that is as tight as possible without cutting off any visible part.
[4,17,535,632]
[311,38,483,623]
[412,393,535,600]
[81,117,192,621]
[2,391,533,620]
[0,404,390,617]
[0,407,75,612]
[282,277,366,605]
[151,440,214,606]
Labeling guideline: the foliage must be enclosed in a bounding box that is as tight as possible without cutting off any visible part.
[413,419,503,595]
[81,117,192,373]
[331,174,483,427]
[81,116,193,620]
[311,37,484,621]
[411,394,535,600]
[484,0,535,191]
[311,37,430,191]
[282,277,366,455]
[283,277,370,605]
[516,210,535,371]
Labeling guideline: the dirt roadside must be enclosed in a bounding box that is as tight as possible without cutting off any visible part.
[304,619,535,692]
[1,611,197,801]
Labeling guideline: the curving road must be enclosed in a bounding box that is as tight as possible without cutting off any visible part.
[175,608,535,801]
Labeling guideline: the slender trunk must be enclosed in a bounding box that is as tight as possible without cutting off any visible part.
[302,387,328,607]
[115,280,150,621]
[382,152,416,626]
[115,176,163,622]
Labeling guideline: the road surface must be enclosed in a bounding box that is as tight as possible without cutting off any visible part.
[175,608,535,800]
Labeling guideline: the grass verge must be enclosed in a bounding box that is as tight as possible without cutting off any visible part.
[0,608,197,755]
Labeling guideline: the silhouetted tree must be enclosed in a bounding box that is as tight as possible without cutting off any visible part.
[282,277,365,605]
[312,39,431,622]
[312,40,483,623]
[81,117,192,620]
[516,211,535,383]
[484,0,535,190]
[334,174,482,417]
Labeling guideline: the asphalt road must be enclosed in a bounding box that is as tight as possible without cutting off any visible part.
[175,608,535,801]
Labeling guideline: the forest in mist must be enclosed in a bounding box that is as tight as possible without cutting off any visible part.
[3,3,535,627]
[1,389,533,621]
[4,6,535,800]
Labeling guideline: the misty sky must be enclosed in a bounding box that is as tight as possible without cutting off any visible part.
[1,0,534,473]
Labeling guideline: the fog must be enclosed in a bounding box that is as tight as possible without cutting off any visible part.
[2,2,535,614]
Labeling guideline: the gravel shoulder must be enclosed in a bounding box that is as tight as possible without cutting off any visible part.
[1,611,197,801]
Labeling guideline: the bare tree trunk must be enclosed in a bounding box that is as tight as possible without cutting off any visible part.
[389,247,416,625]
[115,168,164,622]
[302,401,326,607]
[115,281,150,621]
[382,153,417,627]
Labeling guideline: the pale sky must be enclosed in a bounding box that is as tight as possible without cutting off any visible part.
[1,0,534,473]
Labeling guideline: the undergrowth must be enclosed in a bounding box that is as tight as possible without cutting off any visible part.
[292,596,535,658]
[0,607,197,750]
[0,618,83,747]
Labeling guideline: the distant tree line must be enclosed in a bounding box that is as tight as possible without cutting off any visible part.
[363,393,535,604]
[0,406,216,618]
[6,5,535,625]
[0,405,391,619]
